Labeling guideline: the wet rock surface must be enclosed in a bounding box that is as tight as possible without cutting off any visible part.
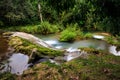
[11,32,55,49]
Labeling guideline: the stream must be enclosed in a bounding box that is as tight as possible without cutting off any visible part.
[0,33,120,75]
[36,34,120,58]
[36,34,109,50]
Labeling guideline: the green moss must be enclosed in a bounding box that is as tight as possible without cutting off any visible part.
[65,54,120,80]
[9,37,63,58]
[0,72,16,80]
[79,47,106,55]
[18,50,120,80]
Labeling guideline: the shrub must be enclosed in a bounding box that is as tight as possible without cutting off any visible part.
[60,30,76,42]
[59,23,93,41]
[3,21,59,34]
[77,30,84,39]
[84,32,93,39]
[105,36,119,45]
[37,21,59,34]
[60,24,77,42]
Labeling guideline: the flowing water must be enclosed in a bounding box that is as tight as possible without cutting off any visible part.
[36,34,109,50]
[36,34,120,60]
[35,34,109,61]
[0,33,120,75]
[109,45,120,56]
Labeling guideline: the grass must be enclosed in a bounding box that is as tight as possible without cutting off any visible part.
[79,47,107,55]
[104,36,120,46]
[93,32,120,46]
[59,27,77,42]
[1,23,120,80]
[2,21,60,35]
[59,24,93,42]
[59,30,93,42]
[83,32,93,39]
[19,50,120,80]
[104,36,120,51]
[0,72,16,80]
[1,37,120,80]
[1,54,120,80]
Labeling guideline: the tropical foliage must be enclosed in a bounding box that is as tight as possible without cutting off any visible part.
[0,0,120,35]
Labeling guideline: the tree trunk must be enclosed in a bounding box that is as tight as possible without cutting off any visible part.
[38,2,43,22]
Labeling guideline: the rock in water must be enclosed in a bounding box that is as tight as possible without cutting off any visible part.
[93,35,104,39]
[11,32,56,49]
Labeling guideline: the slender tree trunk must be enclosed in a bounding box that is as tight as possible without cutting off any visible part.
[38,1,43,22]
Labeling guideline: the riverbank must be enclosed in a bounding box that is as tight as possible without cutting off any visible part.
[1,50,120,80]
[2,23,120,46]
[0,31,120,80]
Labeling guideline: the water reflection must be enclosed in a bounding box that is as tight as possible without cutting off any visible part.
[3,53,29,75]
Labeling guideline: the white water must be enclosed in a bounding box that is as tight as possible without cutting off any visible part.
[1,34,119,75]
[64,47,83,61]
[44,39,108,50]
[37,34,120,58]
[93,35,104,39]
[45,40,62,49]
[109,45,120,56]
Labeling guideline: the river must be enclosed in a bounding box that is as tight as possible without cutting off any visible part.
[0,33,120,75]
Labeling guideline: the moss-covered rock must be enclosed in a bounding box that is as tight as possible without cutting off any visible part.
[2,32,120,80]
[9,36,64,59]
[79,47,107,56]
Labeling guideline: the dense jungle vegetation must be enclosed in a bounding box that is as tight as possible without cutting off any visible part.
[0,0,120,35]
[0,0,120,80]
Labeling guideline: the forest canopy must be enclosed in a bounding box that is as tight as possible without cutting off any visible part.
[0,0,120,35]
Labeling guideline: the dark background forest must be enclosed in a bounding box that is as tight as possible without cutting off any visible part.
[0,0,120,35]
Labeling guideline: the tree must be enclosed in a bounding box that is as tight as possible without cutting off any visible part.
[0,0,37,26]
[38,0,43,22]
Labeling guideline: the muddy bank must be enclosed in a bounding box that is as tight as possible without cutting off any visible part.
[0,34,8,56]
[0,33,14,61]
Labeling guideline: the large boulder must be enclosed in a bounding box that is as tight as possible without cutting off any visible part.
[11,32,55,49]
